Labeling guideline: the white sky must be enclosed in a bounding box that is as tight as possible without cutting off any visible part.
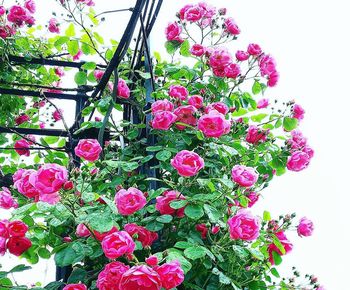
[1,0,350,289]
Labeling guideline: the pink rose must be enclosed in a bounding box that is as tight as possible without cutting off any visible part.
[29,163,68,195]
[168,85,188,100]
[198,2,216,18]
[13,169,39,199]
[15,114,30,125]
[115,187,147,216]
[0,220,9,238]
[224,63,241,79]
[151,111,177,130]
[292,104,305,121]
[151,99,174,115]
[73,50,82,61]
[303,145,314,158]
[209,48,232,69]
[267,70,279,87]
[101,231,135,259]
[155,260,184,289]
[287,151,310,172]
[246,125,268,144]
[52,109,63,121]
[0,6,5,16]
[77,0,95,6]
[179,5,193,20]
[205,102,229,115]
[8,221,28,237]
[247,43,262,56]
[171,150,204,177]
[174,105,197,130]
[74,139,102,162]
[297,217,314,237]
[0,188,18,209]
[24,0,36,14]
[259,54,277,76]
[165,22,182,42]
[54,67,65,77]
[7,5,29,26]
[257,98,269,109]
[224,17,240,35]
[146,255,159,266]
[76,224,90,238]
[14,139,30,156]
[227,209,260,241]
[235,191,260,208]
[48,18,60,33]
[156,190,186,217]
[231,165,259,187]
[235,50,249,61]
[94,70,104,80]
[198,111,231,138]
[97,262,129,290]
[188,95,203,109]
[211,225,220,235]
[0,26,9,39]
[7,236,32,256]
[0,237,6,256]
[93,226,119,242]
[184,6,203,22]
[124,223,158,247]
[196,224,208,239]
[190,44,205,57]
[117,79,130,99]
[62,284,87,290]
[268,231,293,264]
[288,130,307,150]
[119,265,161,290]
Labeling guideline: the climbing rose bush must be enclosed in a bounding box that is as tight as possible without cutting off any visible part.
[0,1,324,290]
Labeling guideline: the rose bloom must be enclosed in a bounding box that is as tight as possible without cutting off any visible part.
[101,231,135,259]
[119,265,162,290]
[0,26,10,39]
[165,22,182,42]
[0,220,9,238]
[151,111,177,130]
[224,17,240,35]
[179,4,193,20]
[171,150,204,177]
[257,98,269,109]
[190,44,205,57]
[15,114,30,125]
[246,125,268,145]
[74,139,102,162]
[97,261,129,290]
[155,260,184,290]
[297,217,314,237]
[224,63,241,79]
[174,105,197,130]
[288,130,307,150]
[184,5,203,22]
[267,70,279,87]
[188,95,203,109]
[124,223,158,247]
[195,223,208,239]
[8,221,28,237]
[0,6,5,16]
[156,190,186,217]
[76,224,90,238]
[235,191,260,208]
[286,151,310,172]
[93,226,119,242]
[227,209,260,241]
[209,48,232,69]
[292,103,305,121]
[7,5,29,26]
[198,111,231,138]
[62,284,87,290]
[24,0,36,13]
[231,165,259,187]
[151,99,174,115]
[114,187,147,216]
[117,79,130,98]
[259,54,277,76]
[0,187,18,209]
[268,231,293,264]
[48,18,60,33]
[73,50,82,61]
[6,236,32,256]
[77,0,95,6]
[13,169,39,199]
[247,43,262,56]
[205,102,229,115]
[14,139,31,157]
[168,85,188,100]
[93,70,104,80]
[235,50,249,61]
[29,163,68,195]
[52,109,63,121]
[0,237,6,256]
[146,255,159,266]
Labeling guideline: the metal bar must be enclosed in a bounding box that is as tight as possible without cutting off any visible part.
[0,127,68,137]
[0,88,89,101]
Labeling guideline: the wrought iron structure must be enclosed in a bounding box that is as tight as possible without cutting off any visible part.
[0,0,163,283]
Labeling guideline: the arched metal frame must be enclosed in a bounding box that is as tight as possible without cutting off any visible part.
[0,0,163,283]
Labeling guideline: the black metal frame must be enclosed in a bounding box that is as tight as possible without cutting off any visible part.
[0,0,163,284]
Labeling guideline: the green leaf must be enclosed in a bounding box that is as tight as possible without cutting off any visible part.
[184,204,204,220]
[170,200,188,209]
[248,248,264,261]
[156,150,172,161]
[272,235,286,255]
[271,267,280,278]
[251,113,268,122]
[88,212,113,233]
[165,41,180,54]
[93,32,104,44]
[156,214,173,223]
[82,191,95,203]
[8,265,31,274]
[67,268,87,284]
[174,241,193,249]
[54,245,82,267]
[184,246,207,260]
[74,71,87,86]
[263,210,271,222]
[203,204,221,223]
[65,23,76,37]
[82,62,96,70]
[38,248,51,259]
[44,281,65,290]
[67,40,79,56]
[283,117,298,131]
[252,81,262,95]
[180,39,190,57]
[271,251,283,265]
[146,146,163,152]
